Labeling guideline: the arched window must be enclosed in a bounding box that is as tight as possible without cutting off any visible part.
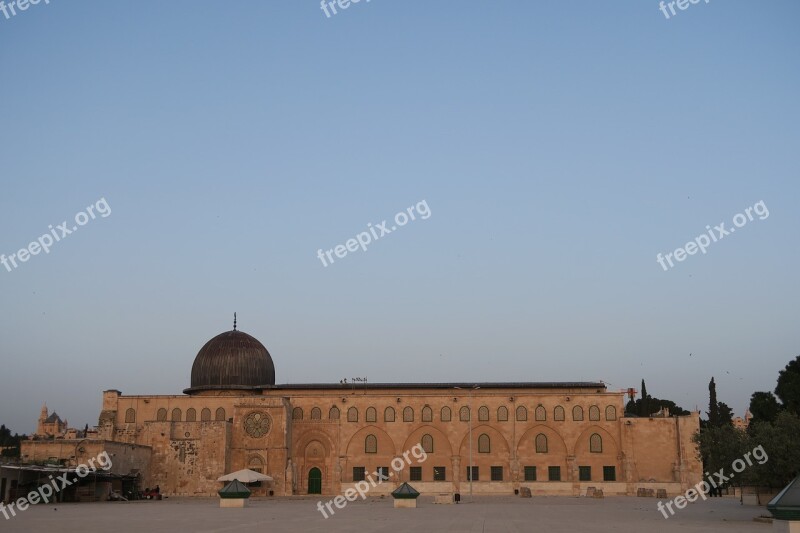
[572,406,584,421]
[248,456,265,474]
[186,408,196,422]
[365,434,377,454]
[535,433,548,453]
[311,407,322,420]
[535,405,546,421]
[201,408,211,421]
[421,433,434,453]
[441,406,451,422]
[478,406,489,421]
[329,406,340,420]
[516,406,527,422]
[590,433,603,453]
[366,407,377,422]
[125,408,135,423]
[478,433,490,453]
[459,406,470,422]
[403,407,414,422]
[171,408,182,422]
[589,406,600,421]
[605,405,617,421]
[422,406,433,422]
[347,407,358,422]
[292,407,303,420]
[384,407,395,422]
[554,406,565,421]
[215,408,226,421]
[497,406,509,421]
[156,408,167,421]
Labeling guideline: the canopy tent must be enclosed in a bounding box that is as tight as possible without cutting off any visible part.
[217,469,273,483]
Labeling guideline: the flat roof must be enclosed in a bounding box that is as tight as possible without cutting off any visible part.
[269,382,607,390]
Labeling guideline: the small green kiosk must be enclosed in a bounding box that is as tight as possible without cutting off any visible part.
[767,476,800,532]
[392,482,421,508]
[218,479,251,508]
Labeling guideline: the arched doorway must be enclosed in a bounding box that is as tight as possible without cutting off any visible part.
[308,467,322,494]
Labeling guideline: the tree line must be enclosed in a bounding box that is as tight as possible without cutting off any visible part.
[0,425,25,457]
[693,355,800,488]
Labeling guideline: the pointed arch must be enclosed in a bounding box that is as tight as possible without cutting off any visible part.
[201,408,211,421]
[478,406,489,421]
[590,433,602,453]
[516,405,527,421]
[329,406,340,420]
[589,405,600,421]
[441,406,451,422]
[535,433,548,453]
[384,406,396,422]
[365,434,378,454]
[366,407,377,422]
[535,405,546,421]
[422,406,433,422]
[421,433,434,453]
[554,405,565,421]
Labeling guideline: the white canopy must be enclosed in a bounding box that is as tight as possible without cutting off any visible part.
[217,469,273,483]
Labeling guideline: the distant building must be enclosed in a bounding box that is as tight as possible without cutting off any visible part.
[732,410,752,430]
[35,404,67,438]
[19,324,703,499]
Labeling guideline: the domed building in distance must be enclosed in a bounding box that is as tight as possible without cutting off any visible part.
[21,319,702,498]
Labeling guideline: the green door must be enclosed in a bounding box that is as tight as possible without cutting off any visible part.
[308,467,322,494]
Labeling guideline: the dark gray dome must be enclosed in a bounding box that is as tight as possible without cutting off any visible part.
[186,330,275,393]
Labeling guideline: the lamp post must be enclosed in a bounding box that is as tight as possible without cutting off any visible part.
[455,385,480,502]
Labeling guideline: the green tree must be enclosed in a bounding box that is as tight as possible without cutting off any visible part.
[776,355,800,415]
[747,411,800,487]
[693,424,749,484]
[749,391,781,424]
[640,380,650,417]
[708,377,720,427]
[625,381,689,417]
[0,424,24,457]
[718,401,734,426]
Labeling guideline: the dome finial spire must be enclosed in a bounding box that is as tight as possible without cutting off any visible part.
[233,312,237,331]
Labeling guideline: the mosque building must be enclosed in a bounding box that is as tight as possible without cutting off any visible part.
[16,321,702,498]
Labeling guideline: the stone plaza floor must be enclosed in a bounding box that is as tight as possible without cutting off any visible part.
[1,495,772,532]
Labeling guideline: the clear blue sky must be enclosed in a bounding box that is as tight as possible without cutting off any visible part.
[1,1,798,434]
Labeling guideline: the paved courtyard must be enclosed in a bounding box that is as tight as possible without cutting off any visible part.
[2,495,771,532]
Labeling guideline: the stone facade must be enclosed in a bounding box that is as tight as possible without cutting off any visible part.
[96,384,702,497]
